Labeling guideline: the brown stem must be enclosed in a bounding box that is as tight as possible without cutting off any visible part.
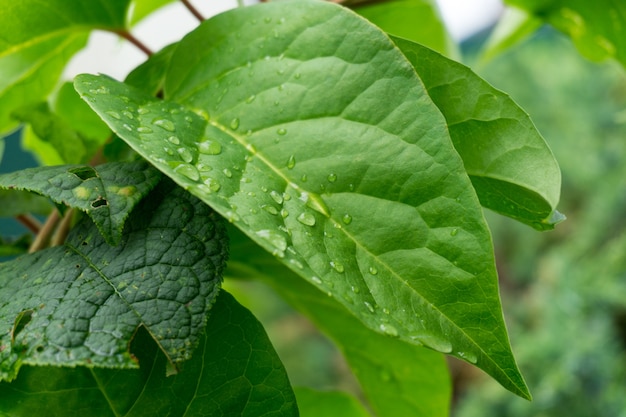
[16,214,42,234]
[29,210,60,253]
[181,0,204,21]
[51,208,74,247]
[116,30,153,57]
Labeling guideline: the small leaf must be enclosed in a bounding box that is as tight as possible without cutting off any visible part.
[294,387,372,417]
[480,6,543,63]
[0,291,297,417]
[0,162,161,245]
[226,226,452,417]
[506,0,626,68]
[393,36,563,230]
[125,43,178,96]
[76,1,530,399]
[0,179,229,381]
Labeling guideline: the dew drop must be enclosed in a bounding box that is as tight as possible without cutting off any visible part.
[122,110,134,119]
[327,173,337,182]
[245,95,256,104]
[311,276,322,285]
[269,190,284,204]
[277,128,287,135]
[330,261,344,273]
[222,168,233,178]
[172,163,200,182]
[197,163,213,172]
[203,177,221,192]
[154,118,176,132]
[230,118,240,130]
[382,308,390,315]
[297,212,316,226]
[105,110,121,119]
[137,107,149,115]
[341,214,352,225]
[379,323,399,337]
[289,259,304,269]
[167,136,180,145]
[287,155,296,169]
[198,140,222,155]
[280,209,289,218]
[137,126,152,134]
[261,205,279,215]
[368,266,378,275]
[256,229,287,254]
[351,285,360,294]
[348,183,355,191]
[364,301,375,313]
[301,174,307,182]
[122,123,133,131]
[294,73,301,79]
[457,351,478,364]
[177,147,194,163]
[451,228,458,236]
[283,193,291,201]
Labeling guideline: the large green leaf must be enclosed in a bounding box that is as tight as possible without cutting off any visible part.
[354,0,457,57]
[75,1,530,398]
[0,291,297,417]
[506,0,626,67]
[0,179,228,381]
[393,36,563,230]
[0,0,132,133]
[226,226,452,417]
[0,162,161,245]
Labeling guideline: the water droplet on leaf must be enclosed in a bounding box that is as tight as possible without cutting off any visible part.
[287,155,296,169]
[277,128,287,135]
[330,261,344,273]
[106,111,121,119]
[327,173,337,182]
[198,140,222,155]
[342,214,352,225]
[177,148,194,163]
[270,190,283,204]
[172,162,200,182]
[261,205,279,215]
[230,118,240,130]
[369,266,378,275]
[137,126,152,134]
[154,118,176,132]
[379,324,399,337]
[297,212,316,226]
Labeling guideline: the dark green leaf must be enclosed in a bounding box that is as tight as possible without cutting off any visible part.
[0,179,228,381]
[506,0,626,67]
[294,387,372,417]
[354,0,457,57]
[75,1,530,399]
[393,36,564,230]
[0,0,132,133]
[0,189,52,217]
[0,162,161,245]
[226,226,452,417]
[0,291,297,417]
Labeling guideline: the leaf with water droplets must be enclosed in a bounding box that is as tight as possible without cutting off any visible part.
[392,36,564,231]
[75,1,530,399]
[0,161,161,245]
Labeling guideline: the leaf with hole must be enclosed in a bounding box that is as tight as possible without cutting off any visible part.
[75,0,530,399]
[0,179,228,381]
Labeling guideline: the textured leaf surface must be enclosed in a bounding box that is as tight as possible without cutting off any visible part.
[0,162,161,245]
[294,387,371,417]
[75,1,529,398]
[0,291,297,417]
[0,180,228,381]
[0,0,131,133]
[226,226,452,417]
[506,0,626,67]
[393,36,563,230]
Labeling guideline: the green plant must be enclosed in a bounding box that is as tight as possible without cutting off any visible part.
[0,0,598,415]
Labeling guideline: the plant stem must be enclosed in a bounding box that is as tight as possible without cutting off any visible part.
[29,210,60,253]
[16,214,42,234]
[51,209,74,247]
[116,30,153,56]
[181,0,204,21]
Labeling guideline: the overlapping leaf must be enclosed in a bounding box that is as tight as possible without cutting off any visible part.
[0,291,296,417]
[0,161,161,245]
[0,179,228,381]
[506,0,626,68]
[294,387,371,417]
[0,0,132,134]
[226,226,452,417]
[75,1,530,398]
[392,36,563,230]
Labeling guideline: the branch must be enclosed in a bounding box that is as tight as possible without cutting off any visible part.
[29,210,60,253]
[181,0,204,21]
[115,30,153,57]
[16,214,42,234]
[51,209,75,247]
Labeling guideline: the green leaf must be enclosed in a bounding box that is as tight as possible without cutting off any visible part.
[0,162,161,245]
[354,0,457,57]
[0,189,52,218]
[392,36,563,230]
[75,1,530,399]
[0,291,297,417]
[480,6,543,63]
[226,226,452,417]
[125,43,178,96]
[0,234,32,258]
[129,0,177,26]
[294,387,372,417]
[506,0,626,67]
[0,179,228,381]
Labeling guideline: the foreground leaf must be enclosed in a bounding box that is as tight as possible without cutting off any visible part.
[0,179,228,381]
[0,291,297,417]
[0,162,161,245]
[0,0,132,133]
[393,36,563,230]
[76,1,530,398]
[506,0,626,67]
[226,226,452,417]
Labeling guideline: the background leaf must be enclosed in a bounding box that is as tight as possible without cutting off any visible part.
[75,1,530,399]
[125,43,178,96]
[0,189,52,218]
[0,162,161,245]
[226,226,452,417]
[393,36,563,230]
[0,179,228,381]
[294,387,371,417]
[0,291,297,417]
[506,0,626,68]
[0,0,132,133]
